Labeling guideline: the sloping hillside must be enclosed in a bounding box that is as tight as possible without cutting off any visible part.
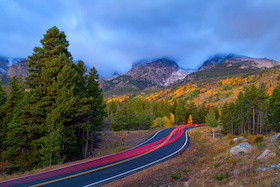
[184,54,280,83]
[107,66,280,107]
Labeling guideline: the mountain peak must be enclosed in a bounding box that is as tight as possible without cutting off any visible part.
[198,53,245,71]
[128,57,186,86]
[132,57,178,68]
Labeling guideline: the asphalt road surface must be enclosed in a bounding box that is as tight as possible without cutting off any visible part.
[0,124,204,187]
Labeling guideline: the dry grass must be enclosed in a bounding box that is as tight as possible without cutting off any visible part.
[104,127,280,187]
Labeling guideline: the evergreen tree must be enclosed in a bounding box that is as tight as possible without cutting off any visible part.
[220,101,230,134]
[2,76,24,126]
[0,79,5,106]
[8,26,88,168]
[198,102,208,123]
[1,75,24,153]
[234,92,245,134]
[244,84,258,134]
[84,66,106,156]
[269,83,280,131]
[110,105,127,131]
[187,102,199,123]
[0,79,6,149]
[175,99,186,124]
[2,93,31,169]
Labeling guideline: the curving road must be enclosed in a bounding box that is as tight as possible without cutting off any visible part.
[0,124,204,187]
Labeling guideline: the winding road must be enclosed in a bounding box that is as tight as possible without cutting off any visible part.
[0,124,204,187]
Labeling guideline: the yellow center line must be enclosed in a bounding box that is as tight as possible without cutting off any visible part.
[30,127,181,187]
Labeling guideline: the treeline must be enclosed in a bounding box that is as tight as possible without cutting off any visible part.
[0,27,106,172]
[221,84,280,135]
[106,98,219,131]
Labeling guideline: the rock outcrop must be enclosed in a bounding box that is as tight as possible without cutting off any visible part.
[127,58,190,86]
[255,163,280,172]
[198,53,280,72]
[230,142,253,156]
[233,136,246,142]
[6,59,29,80]
[257,149,276,160]
[270,133,280,143]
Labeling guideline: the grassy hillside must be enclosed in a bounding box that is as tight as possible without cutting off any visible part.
[106,66,280,107]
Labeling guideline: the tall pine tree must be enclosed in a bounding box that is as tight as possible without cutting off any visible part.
[0,78,6,149]
[269,83,280,131]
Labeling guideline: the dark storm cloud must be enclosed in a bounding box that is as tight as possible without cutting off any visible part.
[1,0,280,77]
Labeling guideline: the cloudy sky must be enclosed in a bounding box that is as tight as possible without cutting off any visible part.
[1,0,280,77]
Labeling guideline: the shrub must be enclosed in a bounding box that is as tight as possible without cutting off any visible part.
[229,140,235,146]
[228,157,236,165]
[226,133,233,139]
[182,168,191,173]
[243,131,250,138]
[214,163,221,167]
[214,173,223,180]
[224,172,230,178]
[246,135,254,144]
[215,172,229,181]
[257,143,266,150]
[169,171,180,179]
[4,165,21,175]
[254,134,264,143]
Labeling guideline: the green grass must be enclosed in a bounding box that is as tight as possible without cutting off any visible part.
[169,171,180,179]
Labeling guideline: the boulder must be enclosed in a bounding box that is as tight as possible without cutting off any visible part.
[271,133,280,143]
[233,136,246,141]
[255,163,280,172]
[230,142,253,156]
[257,149,276,160]
[184,181,190,187]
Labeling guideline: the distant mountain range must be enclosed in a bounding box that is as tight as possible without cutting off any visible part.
[1,54,279,95]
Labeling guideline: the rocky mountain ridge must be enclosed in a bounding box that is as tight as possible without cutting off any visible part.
[0,56,24,74]
[127,58,191,86]
[198,54,279,71]
[6,58,29,79]
[99,58,192,95]
[184,54,280,83]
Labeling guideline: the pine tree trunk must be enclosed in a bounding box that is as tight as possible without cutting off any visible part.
[82,128,85,158]
[85,130,89,159]
[90,129,93,155]
[49,143,52,166]
[260,112,262,134]
[253,106,255,135]
[231,117,233,134]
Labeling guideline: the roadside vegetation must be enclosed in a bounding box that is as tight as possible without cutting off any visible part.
[105,127,280,187]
